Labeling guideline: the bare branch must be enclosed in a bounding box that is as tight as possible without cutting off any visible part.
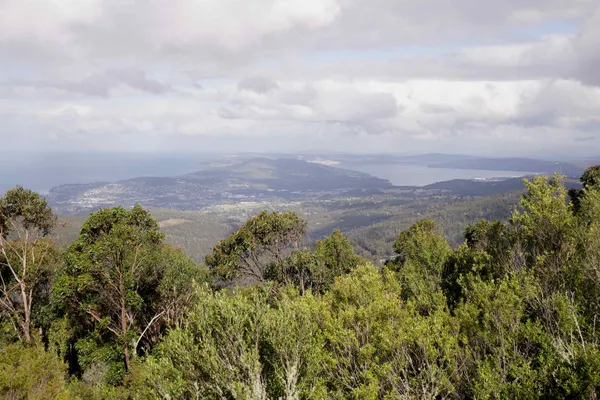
[135,309,167,352]
[1,246,22,284]
[85,309,121,337]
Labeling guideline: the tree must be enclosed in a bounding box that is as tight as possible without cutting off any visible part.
[312,229,362,287]
[53,205,202,377]
[569,165,600,213]
[455,272,553,398]
[267,229,363,294]
[269,249,318,295]
[443,220,512,307]
[206,211,307,284]
[321,264,459,399]
[145,286,271,399]
[143,286,327,400]
[387,219,451,311]
[510,174,577,295]
[263,288,327,399]
[580,166,600,190]
[0,187,57,343]
[571,171,600,341]
[389,219,450,272]
[0,342,68,399]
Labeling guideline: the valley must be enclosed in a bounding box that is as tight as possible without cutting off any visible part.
[46,154,585,263]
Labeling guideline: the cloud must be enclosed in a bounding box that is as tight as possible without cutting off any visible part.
[237,77,280,94]
[1,0,600,157]
[2,69,170,97]
[0,0,342,68]
[313,86,399,122]
[0,0,594,70]
[514,80,600,129]
[574,136,596,142]
[573,5,600,86]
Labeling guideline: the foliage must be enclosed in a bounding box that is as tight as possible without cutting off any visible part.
[0,187,58,343]
[266,228,363,294]
[0,342,68,400]
[312,229,363,287]
[143,285,327,400]
[0,186,56,238]
[206,210,307,284]
[511,174,577,294]
[386,219,451,312]
[4,166,600,399]
[320,264,460,399]
[52,205,203,383]
[569,165,600,213]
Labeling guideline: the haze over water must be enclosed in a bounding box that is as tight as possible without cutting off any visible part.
[0,153,211,195]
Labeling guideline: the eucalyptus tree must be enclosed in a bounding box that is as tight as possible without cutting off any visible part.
[53,205,202,376]
[206,210,307,284]
[0,187,57,343]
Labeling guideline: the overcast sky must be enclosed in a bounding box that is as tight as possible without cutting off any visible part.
[1,0,599,156]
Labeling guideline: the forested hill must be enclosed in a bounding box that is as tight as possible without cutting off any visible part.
[421,175,582,196]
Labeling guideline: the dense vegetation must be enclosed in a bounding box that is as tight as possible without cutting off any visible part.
[52,190,526,264]
[1,166,600,399]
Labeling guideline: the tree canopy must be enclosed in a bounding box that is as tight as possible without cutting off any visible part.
[3,164,600,398]
[206,210,307,284]
[52,205,203,381]
[0,187,58,343]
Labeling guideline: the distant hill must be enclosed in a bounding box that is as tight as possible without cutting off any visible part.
[429,158,583,176]
[422,176,582,197]
[196,153,477,169]
[47,158,392,215]
[423,177,528,196]
[201,157,386,190]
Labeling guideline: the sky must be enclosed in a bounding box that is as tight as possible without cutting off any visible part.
[1,0,600,157]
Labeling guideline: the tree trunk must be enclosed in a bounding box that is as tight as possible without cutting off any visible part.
[121,299,131,371]
[119,270,131,371]
[21,238,31,343]
[124,344,131,372]
[285,361,300,400]
[20,284,31,343]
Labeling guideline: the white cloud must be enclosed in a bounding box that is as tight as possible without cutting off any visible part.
[1,0,600,156]
[0,0,101,40]
[237,77,280,94]
[573,5,600,86]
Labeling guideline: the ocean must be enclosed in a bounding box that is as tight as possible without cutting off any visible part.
[0,152,213,195]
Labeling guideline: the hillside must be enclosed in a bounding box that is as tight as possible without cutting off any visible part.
[347,191,524,259]
[47,158,392,215]
[421,176,581,196]
[53,189,526,263]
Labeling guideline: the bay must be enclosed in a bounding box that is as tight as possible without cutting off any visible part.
[340,163,537,186]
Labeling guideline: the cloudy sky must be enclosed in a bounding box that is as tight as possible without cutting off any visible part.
[1,0,599,156]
